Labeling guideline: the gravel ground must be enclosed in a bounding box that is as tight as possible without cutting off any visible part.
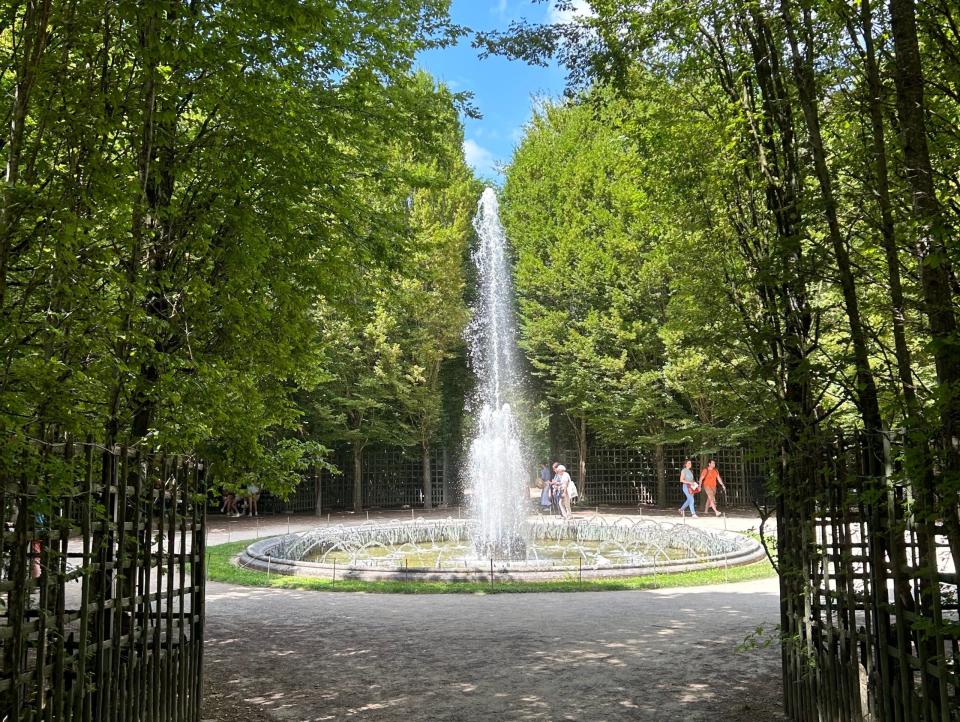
[201,579,783,721]
[201,510,784,722]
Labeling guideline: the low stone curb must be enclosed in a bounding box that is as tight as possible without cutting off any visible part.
[235,525,768,584]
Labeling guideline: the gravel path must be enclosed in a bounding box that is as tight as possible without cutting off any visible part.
[201,511,784,722]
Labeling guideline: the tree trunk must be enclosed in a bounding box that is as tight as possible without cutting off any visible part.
[656,443,666,506]
[889,0,960,573]
[313,465,323,517]
[577,416,587,499]
[741,8,819,450]
[421,441,432,509]
[856,0,920,419]
[352,442,363,513]
[782,0,885,446]
[441,446,449,508]
[889,0,960,452]
[0,0,52,307]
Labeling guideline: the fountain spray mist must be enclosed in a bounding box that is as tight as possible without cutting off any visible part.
[466,188,529,559]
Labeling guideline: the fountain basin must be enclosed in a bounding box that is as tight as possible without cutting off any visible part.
[237,517,766,583]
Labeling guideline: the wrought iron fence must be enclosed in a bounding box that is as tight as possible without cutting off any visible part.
[1,442,206,722]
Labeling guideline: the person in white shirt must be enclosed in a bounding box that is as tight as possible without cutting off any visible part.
[556,464,573,518]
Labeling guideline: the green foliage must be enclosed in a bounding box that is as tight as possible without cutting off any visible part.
[503,85,773,448]
[0,1,477,500]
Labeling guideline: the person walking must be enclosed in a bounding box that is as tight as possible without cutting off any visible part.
[699,459,726,516]
[678,459,699,518]
[539,462,554,514]
[556,464,573,518]
[550,462,562,515]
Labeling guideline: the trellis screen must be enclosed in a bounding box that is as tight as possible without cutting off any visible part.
[254,442,772,513]
[778,432,959,720]
[559,443,772,507]
[1,442,206,722]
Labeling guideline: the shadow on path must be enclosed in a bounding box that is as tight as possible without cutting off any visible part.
[202,578,784,721]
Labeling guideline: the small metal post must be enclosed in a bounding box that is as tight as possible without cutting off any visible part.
[457,506,461,519]
[332,559,336,585]
[327,513,331,523]
[287,515,290,534]
[411,508,415,521]
[578,557,582,586]
[723,513,727,531]
[366,511,369,521]
[227,525,231,544]
[256,517,260,539]
[489,558,493,585]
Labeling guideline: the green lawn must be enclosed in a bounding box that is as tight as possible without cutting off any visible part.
[207,540,777,594]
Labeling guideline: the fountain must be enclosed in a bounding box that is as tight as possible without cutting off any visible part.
[236,189,766,583]
[466,188,528,559]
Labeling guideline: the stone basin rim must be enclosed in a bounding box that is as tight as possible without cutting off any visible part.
[235,518,767,582]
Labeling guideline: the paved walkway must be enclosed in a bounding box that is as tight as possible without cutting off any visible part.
[202,510,784,722]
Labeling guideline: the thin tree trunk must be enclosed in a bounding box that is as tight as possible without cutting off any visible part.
[0,0,52,307]
[741,8,818,446]
[577,415,587,499]
[421,440,432,509]
[889,0,960,452]
[781,0,885,444]
[889,0,960,571]
[855,0,921,419]
[313,465,322,517]
[656,443,666,506]
[441,446,449,508]
[352,442,363,513]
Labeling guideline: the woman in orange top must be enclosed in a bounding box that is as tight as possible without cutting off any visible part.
[699,459,726,517]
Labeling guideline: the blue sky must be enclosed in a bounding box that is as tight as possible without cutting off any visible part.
[416,1,591,181]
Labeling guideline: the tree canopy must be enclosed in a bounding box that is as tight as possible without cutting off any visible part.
[0,0,478,500]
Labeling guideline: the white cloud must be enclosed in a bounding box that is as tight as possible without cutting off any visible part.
[547,0,594,24]
[493,0,509,22]
[463,138,499,178]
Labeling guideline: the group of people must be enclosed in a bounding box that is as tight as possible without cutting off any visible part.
[537,461,579,518]
[678,458,726,518]
[221,483,260,517]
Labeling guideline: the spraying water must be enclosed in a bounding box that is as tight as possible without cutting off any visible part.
[466,188,529,559]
